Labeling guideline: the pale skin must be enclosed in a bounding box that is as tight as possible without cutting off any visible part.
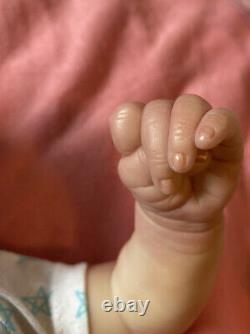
[87,94,244,334]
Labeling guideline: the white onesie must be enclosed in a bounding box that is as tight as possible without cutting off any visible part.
[0,250,89,334]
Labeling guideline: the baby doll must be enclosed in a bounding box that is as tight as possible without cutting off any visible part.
[0,94,243,334]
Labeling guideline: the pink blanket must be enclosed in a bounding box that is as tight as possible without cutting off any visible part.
[0,0,249,332]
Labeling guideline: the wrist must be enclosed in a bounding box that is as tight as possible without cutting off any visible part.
[134,201,224,256]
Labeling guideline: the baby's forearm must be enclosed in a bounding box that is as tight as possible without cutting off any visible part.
[87,202,224,334]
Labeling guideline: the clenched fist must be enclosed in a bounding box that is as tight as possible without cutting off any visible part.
[109,94,243,228]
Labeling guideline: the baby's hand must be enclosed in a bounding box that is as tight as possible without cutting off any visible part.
[109,95,243,228]
[87,95,244,334]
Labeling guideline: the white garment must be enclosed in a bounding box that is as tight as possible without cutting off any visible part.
[0,250,89,334]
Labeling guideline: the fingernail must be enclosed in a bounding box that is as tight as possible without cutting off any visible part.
[173,152,186,171]
[198,126,215,141]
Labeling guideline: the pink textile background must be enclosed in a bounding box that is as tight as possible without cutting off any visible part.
[0,0,249,332]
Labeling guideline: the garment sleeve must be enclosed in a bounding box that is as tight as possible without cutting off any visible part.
[0,250,89,334]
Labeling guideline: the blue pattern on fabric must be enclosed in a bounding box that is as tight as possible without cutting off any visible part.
[75,290,87,319]
[0,302,16,332]
[21,287,51,316]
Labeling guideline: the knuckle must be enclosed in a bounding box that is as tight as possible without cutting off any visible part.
[208,109,229,128]
[114,104,133,121]
[149,154,168,167]
[112,109,130,128]
[144,99,173,115]
[175,94,210,110]
[142,117,161,133]
[145,99,171,109]
[115,101,139,111]
[109,109,128,128]
[145,117,161,129]
[111,102,141,121]
[172,119,190,142]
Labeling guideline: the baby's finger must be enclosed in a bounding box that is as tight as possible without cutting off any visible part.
[141,99,183,195]
[109,102,144,156]
[168,95,211,173]
[195,108,244,162]
[118,147,152,189]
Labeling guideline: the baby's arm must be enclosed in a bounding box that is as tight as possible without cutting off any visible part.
[87,209,223,334]
[87,95,243,334]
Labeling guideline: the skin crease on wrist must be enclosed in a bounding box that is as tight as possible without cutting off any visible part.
[134,201,224,256]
